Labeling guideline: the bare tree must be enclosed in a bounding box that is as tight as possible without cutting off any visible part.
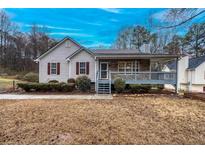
[160,9,205,29]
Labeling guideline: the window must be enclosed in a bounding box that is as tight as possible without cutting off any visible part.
[51,63,57,75]
[79,62,86,74]
[135,61,139,72]
[118,62,125,72]
[126,62,132,73]
[118,61,139,73]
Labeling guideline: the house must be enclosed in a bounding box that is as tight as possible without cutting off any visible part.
[35,37,180,94]
[165,54,205,93]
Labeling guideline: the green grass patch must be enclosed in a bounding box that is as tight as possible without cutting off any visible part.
[0,77,25,91]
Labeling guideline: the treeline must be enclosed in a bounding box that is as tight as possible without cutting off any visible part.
[114,9,205,57]
[114,23,205,56]
[0,10,57,73]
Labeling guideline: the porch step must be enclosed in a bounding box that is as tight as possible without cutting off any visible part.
[97,82,111,94]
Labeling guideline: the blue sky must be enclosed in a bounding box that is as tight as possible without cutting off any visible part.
[3,8,174,47]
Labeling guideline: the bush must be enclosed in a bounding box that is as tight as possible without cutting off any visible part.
[48,80,59,83]
[76,76,91,92]
[23,72,39,82]
[67,78,75,84]
[157,84,164,90]
[114,78,126,93]
[129,84,151,93]
[17,82,75,92]
[15,74,24,80]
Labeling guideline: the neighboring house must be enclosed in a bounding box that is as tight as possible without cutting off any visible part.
[165,55,205,93]
[35,37,180,94]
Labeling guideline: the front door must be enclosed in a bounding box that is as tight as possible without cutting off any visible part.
[100,62,108,79]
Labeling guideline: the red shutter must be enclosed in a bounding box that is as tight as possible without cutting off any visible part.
[57,63,60,75]
[47,63,50,75]
[76,62,79,75]
[86,62,89,75]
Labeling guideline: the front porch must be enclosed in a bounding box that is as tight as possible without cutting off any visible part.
[95,56,178,94]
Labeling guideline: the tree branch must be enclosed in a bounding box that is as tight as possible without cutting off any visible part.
[160,10,205,29]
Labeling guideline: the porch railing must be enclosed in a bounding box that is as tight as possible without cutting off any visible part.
[109,71,176,85]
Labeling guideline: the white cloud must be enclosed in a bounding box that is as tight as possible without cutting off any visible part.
[151,9,168,22]
[110,18,119,22]
[49,32,93,37]
[86,42,111,48]
[99,8,121,14]
[86,22,102,26]
[24,24,80,31]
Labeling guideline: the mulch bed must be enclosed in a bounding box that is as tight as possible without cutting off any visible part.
[184,92,205,102]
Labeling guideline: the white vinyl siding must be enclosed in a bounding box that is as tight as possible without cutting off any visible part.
[39,40,80,83]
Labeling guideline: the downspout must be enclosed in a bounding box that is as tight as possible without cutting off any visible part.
[176,57,179,93]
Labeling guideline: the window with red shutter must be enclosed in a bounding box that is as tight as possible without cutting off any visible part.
[57,63,60,75]
[76,62,79,75]
[86,62,89,75]
[48,63,50,75]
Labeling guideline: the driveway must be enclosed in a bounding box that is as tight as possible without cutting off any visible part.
[0,94,113,100]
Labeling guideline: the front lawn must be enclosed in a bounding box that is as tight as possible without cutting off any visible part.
[0,95,205,144]
[0,77,24,92]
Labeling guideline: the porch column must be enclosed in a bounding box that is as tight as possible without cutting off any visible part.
[175,57,179,93]
[94,58,98,92]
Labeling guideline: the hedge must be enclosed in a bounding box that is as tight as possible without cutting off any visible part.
[129,84,151,93]
[17,82,75,92]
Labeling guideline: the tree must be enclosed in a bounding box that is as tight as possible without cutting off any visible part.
[115,25,152,51]
[0,10,12,63]
[160,9,205,29]
[0,10,57,73]
[164,35,184,54]
[183,23,205,56]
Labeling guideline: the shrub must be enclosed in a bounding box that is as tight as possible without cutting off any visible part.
[76,76,91,92]
[48,80,59,83]
[15,74,24,80]
[67,78,75,84]
[23,72,39,82]
[17,82,75,92]
[114,77,126,93]
[129,84,151,93]
[157,84,164,90]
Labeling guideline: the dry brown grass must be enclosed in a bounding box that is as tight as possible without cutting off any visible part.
[0,95,205,144]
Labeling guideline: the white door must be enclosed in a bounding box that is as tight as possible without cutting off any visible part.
[100,62,108,79]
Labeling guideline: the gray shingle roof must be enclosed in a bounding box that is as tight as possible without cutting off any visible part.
[188,55,205,69]
[92,49,140,55]
[167,60,176,70]
[167,55,205,70]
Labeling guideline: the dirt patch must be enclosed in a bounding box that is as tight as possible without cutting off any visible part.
[184,92,205,102]
[0,96,205,144]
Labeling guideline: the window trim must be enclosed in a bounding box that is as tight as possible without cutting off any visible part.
[79,62,86,75]
[118,61,140,73]
[50,63,57,75]
[100,62,109,79]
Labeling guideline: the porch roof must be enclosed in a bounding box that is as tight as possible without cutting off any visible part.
[92,49,180,59]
